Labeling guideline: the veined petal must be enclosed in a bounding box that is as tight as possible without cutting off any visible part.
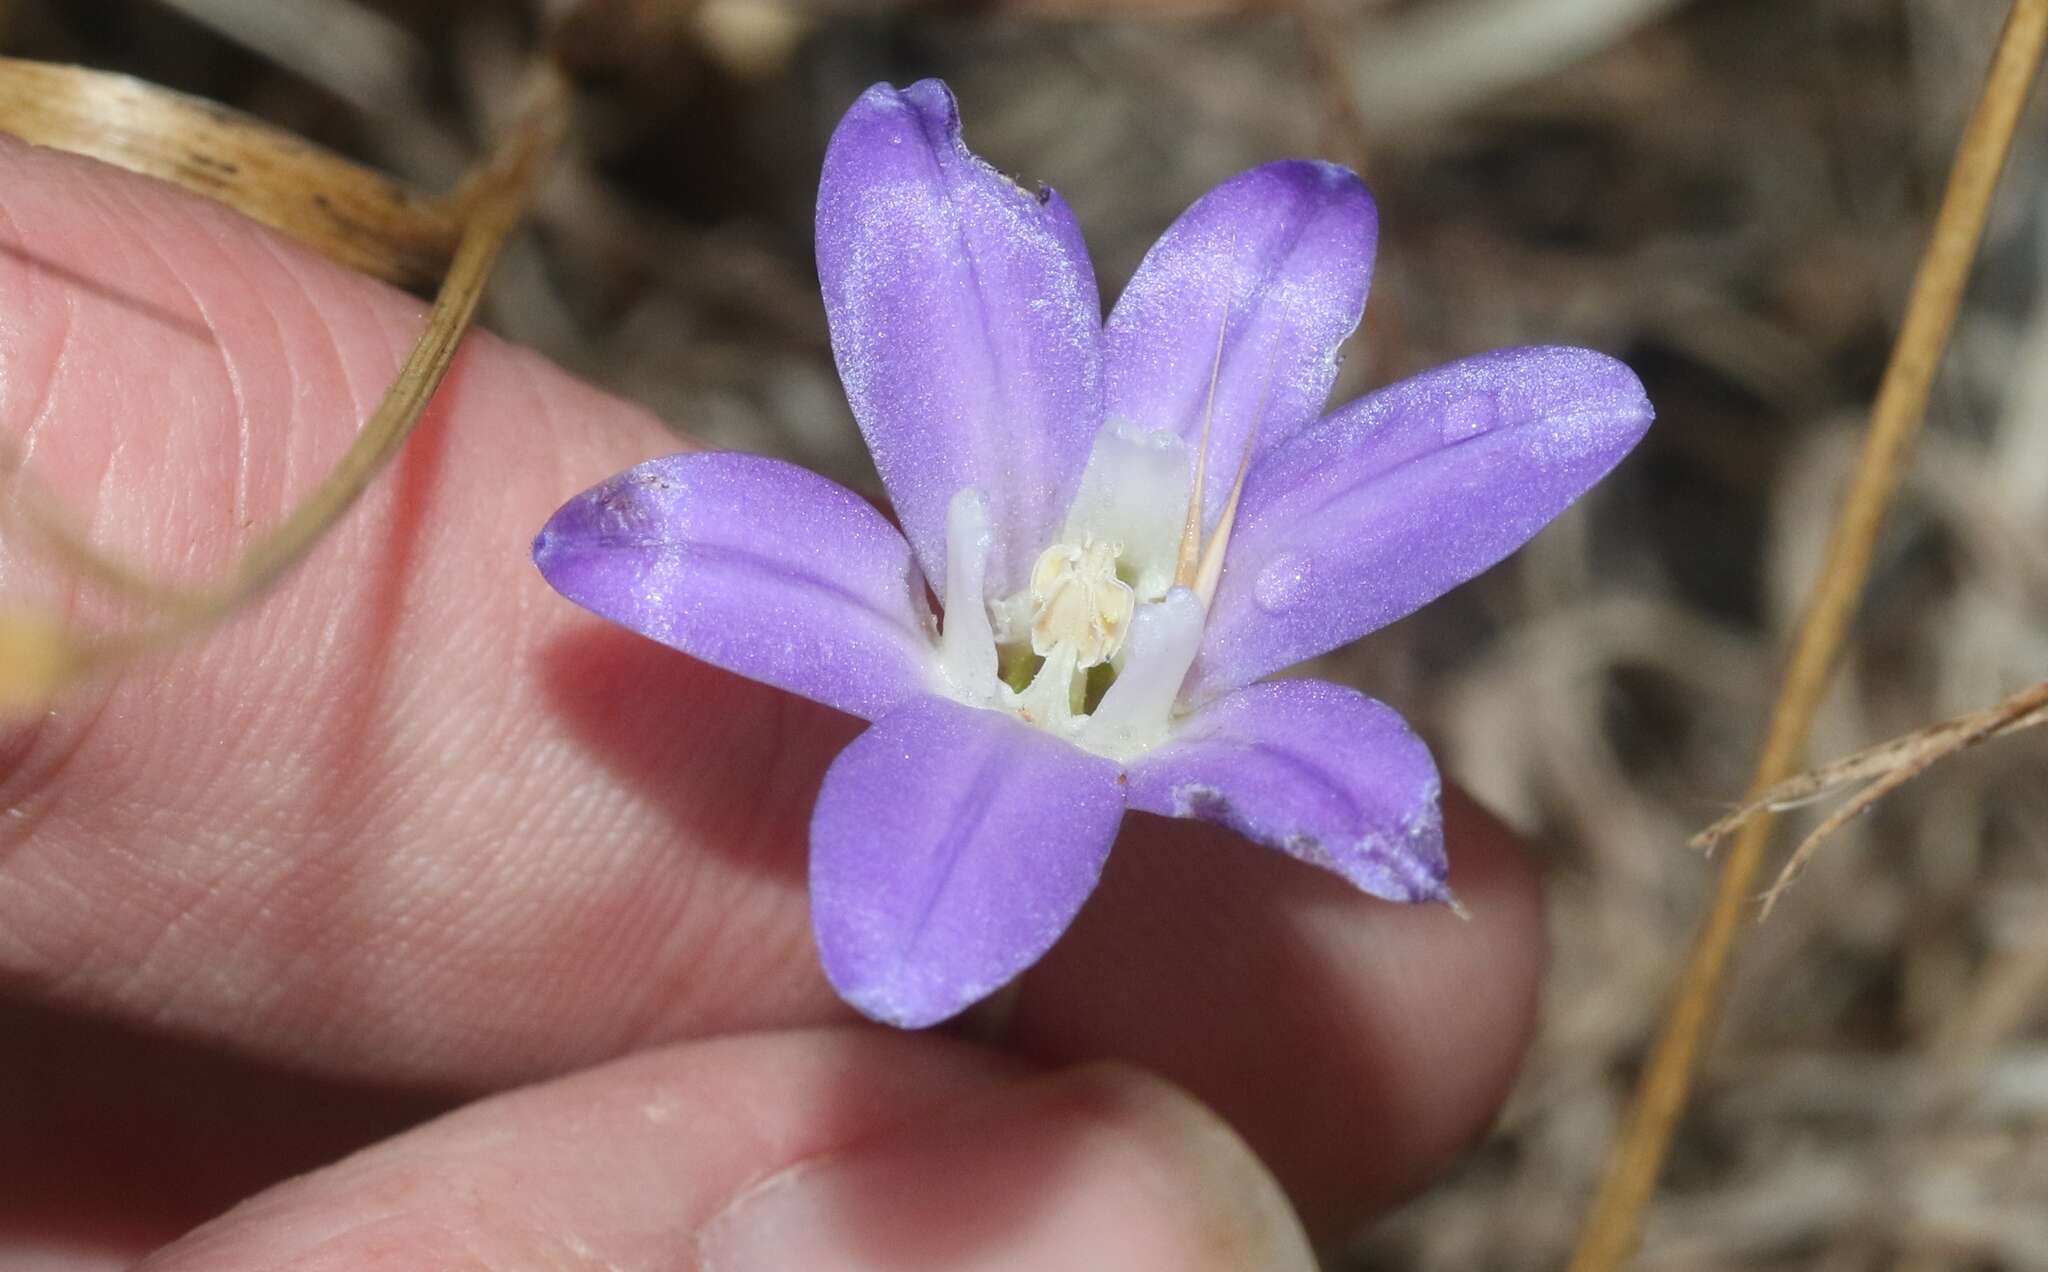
[811,695,1126,1028]
[1126,680,1447,903]
[1104,161,1376,527]
[1188,346,1653,699]
[533,453,934,721]
[817,79,1105,598]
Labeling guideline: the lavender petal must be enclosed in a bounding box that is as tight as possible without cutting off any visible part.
[817,80,1105,597]
[1128,680,1448,903]
[810,694,1126,1028]
[1105,160,1376,527]
[1188,346,1653,699]
[533,452,934,721]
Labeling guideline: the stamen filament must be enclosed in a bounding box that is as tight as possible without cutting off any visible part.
[1192,354,1278,608]
[938,490,999,703]
[1193,440,1253,607]
[1175,307,1230,587]
[1018,643,1079,729]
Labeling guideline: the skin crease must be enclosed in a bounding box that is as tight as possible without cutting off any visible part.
[0,134,1546,1263]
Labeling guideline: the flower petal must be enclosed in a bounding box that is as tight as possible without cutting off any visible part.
[810,694,1126,1027]
[817,79,1105,596]
[1188,346,1653,699]
[533,452,933,721]
[1104,160,1376,526]
[1127,680,1447,903]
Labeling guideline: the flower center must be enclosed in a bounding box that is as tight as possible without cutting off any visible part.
[933,405,1253,761]
[935,491,1207,761]
[1028,536,1132,669]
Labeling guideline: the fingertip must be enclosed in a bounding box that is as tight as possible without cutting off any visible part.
[700,1060,1316,1272]
[134,1033,1313,1272]
[1440,783,1549,1106]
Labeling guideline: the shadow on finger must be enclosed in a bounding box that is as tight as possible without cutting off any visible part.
[1010,788,1547,1236]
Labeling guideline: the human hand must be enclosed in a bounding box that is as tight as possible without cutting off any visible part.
[0,134,1543,1269]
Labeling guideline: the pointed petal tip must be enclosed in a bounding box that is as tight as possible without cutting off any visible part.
[1292,801,1450,906]
[529,453,935,721]
[1263,157,1376,214]
[829,967,993,1031]
[530,521,575,593]
[899,76,959,122]
[1516,344,1655,443]
[530,468,647,598]
[1127,681,1450,901]
[1188,345,1653,694]
[1159,784,1449,906]
[846,77,958,133]
[808,696,1125,1033]
[1104,153,1379,502]
[1526,346,1656,471]
[1334,837,1452,906]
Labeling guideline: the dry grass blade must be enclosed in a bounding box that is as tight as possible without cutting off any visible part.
[1567,2,2048,1268]
[1750,681,2048,917]
[1691,679,2048,854]
[1341,0,1689,130]
[148,0,423,112]
[0,57,458,288]
[0,62,567,709]
[978,0,1266,13]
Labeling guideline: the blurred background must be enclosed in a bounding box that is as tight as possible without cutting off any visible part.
[6,0,2047,1266]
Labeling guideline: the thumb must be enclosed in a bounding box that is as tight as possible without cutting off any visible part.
[138,1030,1317,1271]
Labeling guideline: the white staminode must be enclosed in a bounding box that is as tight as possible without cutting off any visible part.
[936,489,998,703]
[934,418,1221,761]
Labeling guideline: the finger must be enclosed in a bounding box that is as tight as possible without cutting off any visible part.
[0,1000,445,1266]
[1012,787,1546,1232]
[135,1031,1316,1272]
[0,131,850,1083]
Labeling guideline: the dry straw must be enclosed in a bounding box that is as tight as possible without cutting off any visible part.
[1568,1,2048,1265]
[0,57,566,711]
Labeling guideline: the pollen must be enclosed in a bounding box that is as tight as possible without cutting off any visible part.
[1028,536,1133,668]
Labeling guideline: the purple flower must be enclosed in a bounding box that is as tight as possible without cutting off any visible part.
[534,80,1652,1029]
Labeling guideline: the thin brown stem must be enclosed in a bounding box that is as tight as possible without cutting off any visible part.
[1567,2,2048,1267]
[81,65,567,670]
[0,62,567,710]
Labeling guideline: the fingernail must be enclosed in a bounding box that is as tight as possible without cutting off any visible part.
[698,1060,1316,1271]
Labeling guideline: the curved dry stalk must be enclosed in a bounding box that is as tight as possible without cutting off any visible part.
[0,61,568,707]
[1567,3,2048,1268]
[0,441,209,615]
[0,58,460,289]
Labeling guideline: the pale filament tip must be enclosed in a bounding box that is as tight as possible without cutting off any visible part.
[1174,305,1230,589]
[1193,438,1252,608]
[1182,344,1278,608]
